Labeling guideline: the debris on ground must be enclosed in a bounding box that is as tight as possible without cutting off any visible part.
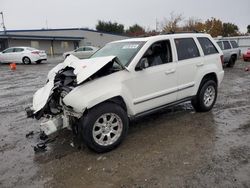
[34,142,47,153]
[25,131,34,138]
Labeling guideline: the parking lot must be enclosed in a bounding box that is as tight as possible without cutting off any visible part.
[0,58,249,188]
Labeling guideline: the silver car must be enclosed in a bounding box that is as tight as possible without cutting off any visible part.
[63,46,99,59]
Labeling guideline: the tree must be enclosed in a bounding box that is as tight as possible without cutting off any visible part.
[162,12,183,33]
[126,24,145,36]
[182,17,205,32]
[222,23,239,37]
[96,20,124,34]
[247,25,250,33]
[204,18,223,37]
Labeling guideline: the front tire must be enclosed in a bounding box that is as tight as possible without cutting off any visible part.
[22,57,31,64]
[192,80,217,112]
[80,102,129,153]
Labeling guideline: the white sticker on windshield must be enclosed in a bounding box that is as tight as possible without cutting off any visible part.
[122,44,139,49]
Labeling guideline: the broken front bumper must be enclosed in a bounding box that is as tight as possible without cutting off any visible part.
[25,106,82,136]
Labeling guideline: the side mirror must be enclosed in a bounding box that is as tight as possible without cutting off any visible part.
[138,58,149,70]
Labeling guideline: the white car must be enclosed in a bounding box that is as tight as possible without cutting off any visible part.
[0,47,47,64]
[63,46,99,59]
[26,33,224,153]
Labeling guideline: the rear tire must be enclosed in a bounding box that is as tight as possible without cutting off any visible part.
[192,80,217,112]
[227,56,236,68]
[80,102,129,153]
[22,57,31,64]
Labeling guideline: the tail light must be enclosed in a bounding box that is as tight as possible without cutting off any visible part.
[32,51,39,55]
[220,55,224,65]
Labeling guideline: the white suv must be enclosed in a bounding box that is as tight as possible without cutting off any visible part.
[26,33,224,153]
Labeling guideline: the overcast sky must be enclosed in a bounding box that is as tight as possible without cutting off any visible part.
[0,0,249,32]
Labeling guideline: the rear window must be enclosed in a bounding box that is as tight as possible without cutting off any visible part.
[14,48,24,52]
[175,38,200,61]
[223,41,231,50]
[230,41,238,48]
[217,41,223,49]
[198,37,218,55]
[84,47,93,51]
[27,47,37,51]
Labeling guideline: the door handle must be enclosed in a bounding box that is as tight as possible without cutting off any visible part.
[165,69,176,75]
[196,62,204,67]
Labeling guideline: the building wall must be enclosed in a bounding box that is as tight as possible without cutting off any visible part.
[80,30,129,47]
[8,39,76,55]
[52,40,75,55]
[9,39,30,47]
[6,29,130,49]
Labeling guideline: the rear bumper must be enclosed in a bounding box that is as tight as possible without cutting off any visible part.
[30,55,47,62]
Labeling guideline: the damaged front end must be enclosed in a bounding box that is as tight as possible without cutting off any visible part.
[26,55,124,136]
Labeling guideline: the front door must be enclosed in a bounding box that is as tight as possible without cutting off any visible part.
[125,40,178,115]
[0,48,14,62]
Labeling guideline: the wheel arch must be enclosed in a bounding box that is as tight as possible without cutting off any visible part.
[22,56,31,63]
[194,72,218,96]
[231,53,237,59]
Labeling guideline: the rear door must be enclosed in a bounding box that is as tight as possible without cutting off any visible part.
[222,41,232,62]
[72,47,84,58]
[175,37,202,100]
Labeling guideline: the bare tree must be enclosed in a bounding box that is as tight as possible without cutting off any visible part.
[182,17,203,32]
[161,12,184,33]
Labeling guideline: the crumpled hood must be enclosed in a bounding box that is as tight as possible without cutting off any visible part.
[48,55,117,84]
[32,55,117,113]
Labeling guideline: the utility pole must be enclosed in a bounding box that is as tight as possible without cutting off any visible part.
[0,12,6,34]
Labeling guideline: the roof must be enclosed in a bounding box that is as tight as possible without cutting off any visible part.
[2,27,129,37]
[0,33,84,41]
[112,33,211,43]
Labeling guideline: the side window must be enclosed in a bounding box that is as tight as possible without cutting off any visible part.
[217,41,223,50]
[84,47,93,51]
[198,37,218,55]
[223,41,231,50]
[2,48,14,53]
[230,41,238,48]
[140,40,172,68]
[14,48,24,52]
[75,48,83,52]
[175,38,200,61]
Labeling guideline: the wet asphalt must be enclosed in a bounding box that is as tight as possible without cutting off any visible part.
[0,58,249,188]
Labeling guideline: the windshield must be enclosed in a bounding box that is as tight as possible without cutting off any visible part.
[91,41,145,66]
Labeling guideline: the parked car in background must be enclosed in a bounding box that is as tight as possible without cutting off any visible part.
[216,40,240,67]
[0,47,47,64]
[26,33,224,153]
[63,46,99,59]
[243,49,250,61]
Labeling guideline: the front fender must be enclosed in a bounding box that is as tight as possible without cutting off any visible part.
[62,80,134,116]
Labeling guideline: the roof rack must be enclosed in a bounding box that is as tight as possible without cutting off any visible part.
[160,30,203,35]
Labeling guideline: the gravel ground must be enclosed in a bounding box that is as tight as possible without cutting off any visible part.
[0,59,249,188]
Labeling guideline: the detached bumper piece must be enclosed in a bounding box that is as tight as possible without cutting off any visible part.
[40,116,63,136]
